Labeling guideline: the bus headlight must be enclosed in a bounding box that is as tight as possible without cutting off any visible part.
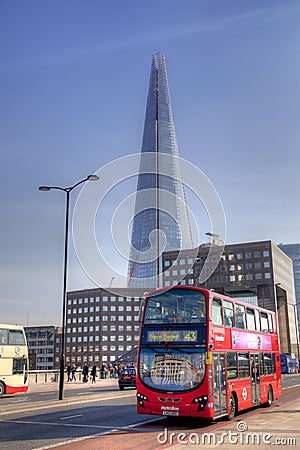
[137,392,149,408]
[191,395,209,410]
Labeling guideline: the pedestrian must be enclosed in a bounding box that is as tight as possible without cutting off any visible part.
[82,363,89,383]
[91,365,97,383]
[71,365,76,381]
[66,365,71,382]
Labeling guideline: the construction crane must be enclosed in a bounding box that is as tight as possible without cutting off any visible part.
[127,255,138,287]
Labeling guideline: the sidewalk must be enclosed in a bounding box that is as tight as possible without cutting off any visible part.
[169,397,300,449]
[28,377,118,393]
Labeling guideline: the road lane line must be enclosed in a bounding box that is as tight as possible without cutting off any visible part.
[31,417,161,450]
[60,414,83,420]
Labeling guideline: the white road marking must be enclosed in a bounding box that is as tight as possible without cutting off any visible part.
[60,414,83,420]
[30,417,160,450]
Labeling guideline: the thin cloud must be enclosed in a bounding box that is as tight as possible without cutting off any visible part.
[1,2,299,73]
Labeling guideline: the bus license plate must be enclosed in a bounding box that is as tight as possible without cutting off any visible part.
[162,411,179,416]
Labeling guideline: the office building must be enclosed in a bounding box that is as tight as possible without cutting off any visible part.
[128,53,192,288]
[65,288,144,368]
[163,240,299,356]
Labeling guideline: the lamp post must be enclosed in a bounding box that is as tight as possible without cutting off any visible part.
[39,174,99,400]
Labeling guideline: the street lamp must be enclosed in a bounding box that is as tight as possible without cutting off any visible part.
[39,174,99,400]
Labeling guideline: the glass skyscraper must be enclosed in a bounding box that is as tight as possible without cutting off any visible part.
[128,53,193,288]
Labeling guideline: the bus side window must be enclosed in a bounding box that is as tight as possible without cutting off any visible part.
[264,352,272,375]
[260,312,269,333]
[223,300,234,327]
[246,308,256,331]
[272,353,276,374]
[238,352,250,378]
[226,352,238,379]
[235,304,246,329]
[268,314,274,333]
[255,310,261,332]
[0,328,8,344]
[259,352,264,376]
[212,298,223,326]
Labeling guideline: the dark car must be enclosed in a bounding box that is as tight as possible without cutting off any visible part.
[118,367,136,390]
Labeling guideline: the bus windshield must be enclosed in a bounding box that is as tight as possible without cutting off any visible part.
[143,289,206,324]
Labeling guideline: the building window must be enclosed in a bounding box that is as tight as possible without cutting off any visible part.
[245,253,251,259]
[263,251,270,257]
[230,276,236,282]
[264,273,271,279]
[264,262,270,268]
[246,263,252,269]
[254,252,261,258]
[255,273,262,280]
[237,253,243,260]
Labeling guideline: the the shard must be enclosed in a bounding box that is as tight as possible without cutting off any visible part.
[128,53,193,288]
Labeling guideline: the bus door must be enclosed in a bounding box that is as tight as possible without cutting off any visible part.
[250,353,260,405]
[213,353,227,417]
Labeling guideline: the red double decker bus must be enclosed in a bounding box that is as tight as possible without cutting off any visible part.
[136,286,281,420]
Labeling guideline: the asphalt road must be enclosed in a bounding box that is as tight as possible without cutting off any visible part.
[0,375,299,450]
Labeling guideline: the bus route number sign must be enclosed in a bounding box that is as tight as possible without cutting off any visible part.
[146,330,198,343]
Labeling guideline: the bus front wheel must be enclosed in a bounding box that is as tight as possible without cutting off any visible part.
[0,381,5,396]
[227,393,237,420]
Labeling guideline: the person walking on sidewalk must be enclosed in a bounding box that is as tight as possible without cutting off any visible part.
[91,365,97,383]
[82,363,89,383]
[71,365,76,381]
[66,365,72,382]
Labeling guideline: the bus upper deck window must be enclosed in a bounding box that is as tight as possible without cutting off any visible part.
[235,304,246,329]
[212,298,223,326]
[260,312,269,333]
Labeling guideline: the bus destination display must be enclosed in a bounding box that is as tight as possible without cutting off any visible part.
[146,330,198,343]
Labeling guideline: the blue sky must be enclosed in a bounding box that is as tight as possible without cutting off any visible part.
[1,1,299,326]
